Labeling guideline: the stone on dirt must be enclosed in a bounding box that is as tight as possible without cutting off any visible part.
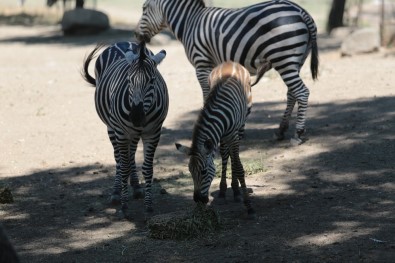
[61,8,110,35]
[341,28,380,56]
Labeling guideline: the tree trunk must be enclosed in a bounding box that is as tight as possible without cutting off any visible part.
[76,0,84,8]
[327,0,347,34]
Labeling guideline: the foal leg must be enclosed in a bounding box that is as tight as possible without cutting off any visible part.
[230,141,254,216]
[218,142,229,199]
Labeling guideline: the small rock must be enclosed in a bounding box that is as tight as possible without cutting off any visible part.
[0,188,14,204]
[341,28,380,56]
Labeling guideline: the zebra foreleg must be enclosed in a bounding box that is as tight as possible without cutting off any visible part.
[108,129,122,205]
[129,139,144,199]
[142,138,160,213]
[118,141,132,218]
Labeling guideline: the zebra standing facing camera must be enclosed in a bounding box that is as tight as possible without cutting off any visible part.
[82,41,168,218]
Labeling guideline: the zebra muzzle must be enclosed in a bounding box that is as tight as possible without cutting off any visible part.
[130,102,146,127]
[193,191,209,204]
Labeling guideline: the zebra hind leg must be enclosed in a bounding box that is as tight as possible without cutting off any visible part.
[230,144,255,218]
[218,143,229,200]
[274,90,295,141]
[277,70,310,145]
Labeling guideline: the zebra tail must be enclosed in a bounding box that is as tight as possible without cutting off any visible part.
[251,62,271,87]
[81,43,106,87]
[310,37,319,81]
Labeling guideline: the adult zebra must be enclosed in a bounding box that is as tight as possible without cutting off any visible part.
[176,62,256,216]
[135,0,319,144]
[82,41,168,218]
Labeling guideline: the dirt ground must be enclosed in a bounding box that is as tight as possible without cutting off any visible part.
[1,13,395,263]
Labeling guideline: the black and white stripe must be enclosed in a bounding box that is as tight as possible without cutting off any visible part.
[136,0,319,144]
[176,62,255,216]
[82,41,168,217]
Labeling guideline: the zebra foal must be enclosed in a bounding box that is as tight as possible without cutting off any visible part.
[136,0,319,145]
[176,62,256,216]
[82,41,168,218]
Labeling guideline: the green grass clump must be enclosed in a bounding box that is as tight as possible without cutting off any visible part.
[147,204,221,240]
[215,158,265,178]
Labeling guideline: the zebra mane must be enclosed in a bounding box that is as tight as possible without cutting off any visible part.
[190,85,222,152]
[197,0,206,8]
[138,41,147,66]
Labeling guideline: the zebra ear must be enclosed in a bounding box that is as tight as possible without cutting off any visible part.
[175,143,190,156]
[204,139,215,154]
[152,50,166,65]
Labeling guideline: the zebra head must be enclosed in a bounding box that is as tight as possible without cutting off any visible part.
[135,0,166,43]
[125,42,166,127]
[175,139,216,204]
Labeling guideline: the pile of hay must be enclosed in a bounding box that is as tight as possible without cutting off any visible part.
[147,204,221,240]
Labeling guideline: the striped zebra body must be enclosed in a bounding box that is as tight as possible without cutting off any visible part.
[82,41,168,217]
[176,62,255,216]
[136,0,319,144]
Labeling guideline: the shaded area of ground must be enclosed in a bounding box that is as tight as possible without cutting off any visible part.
[1,94,394,262]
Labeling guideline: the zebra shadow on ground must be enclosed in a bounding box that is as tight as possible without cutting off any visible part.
[1,96,394,262]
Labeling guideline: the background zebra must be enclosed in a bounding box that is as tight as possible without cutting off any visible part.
[82,41,169,218]
[176,62,256,216]
[136,0,319,145]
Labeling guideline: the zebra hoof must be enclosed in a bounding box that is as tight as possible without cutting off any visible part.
[110,194,121,206]
[213,195,227,205]
[274,131,285,141]
[290,137,303,146]
[118,204,132,220]
[218,191,226,199]
[133,187,144,199]
[234,195,242,203]
[145,207,154,213]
